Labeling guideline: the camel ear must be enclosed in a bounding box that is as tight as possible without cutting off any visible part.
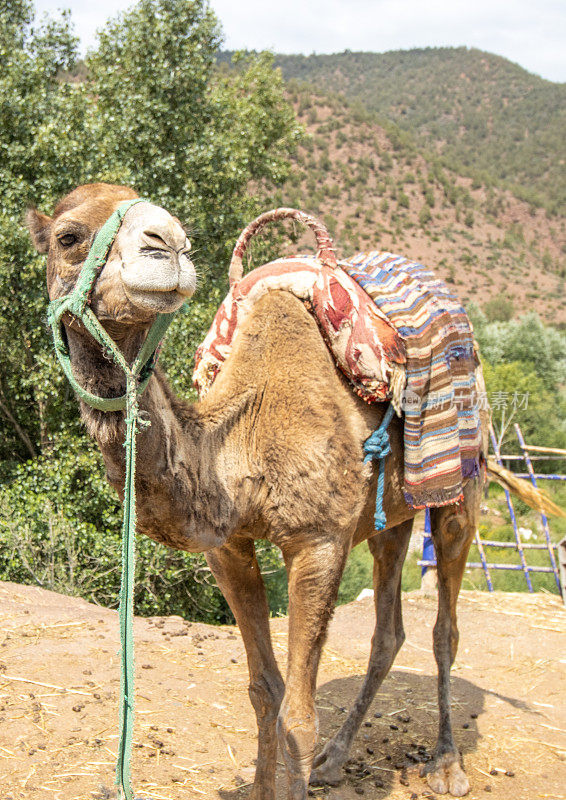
[26,208,53,254]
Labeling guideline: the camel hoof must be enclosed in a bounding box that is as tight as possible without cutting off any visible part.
[420,757,470,797]
[247,784,276,800]
[309,765,343,787]
[309,744,346,786]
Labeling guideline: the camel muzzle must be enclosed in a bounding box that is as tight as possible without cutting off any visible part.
[119,212,196,310]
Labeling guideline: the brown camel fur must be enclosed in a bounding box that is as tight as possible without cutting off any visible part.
[28,183,488,799]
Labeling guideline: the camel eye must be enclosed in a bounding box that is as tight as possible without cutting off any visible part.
[58,233,77,247]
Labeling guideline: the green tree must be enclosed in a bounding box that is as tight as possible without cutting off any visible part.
[482,361,566,455]
[0,0,301,467]
[88,0,301,271]
[475,313,566,391]
[0,0,301,619]
[0,0,89,469]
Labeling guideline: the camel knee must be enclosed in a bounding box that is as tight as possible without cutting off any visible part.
[249,673,284,726]
[277,704,318,772]
[394,598,406,652]
[434,511,474,562]
[433,618,449,658]
[433,618,459,666]
[448,624,459,663]
[371,591,405,662]
[370,626,401,665]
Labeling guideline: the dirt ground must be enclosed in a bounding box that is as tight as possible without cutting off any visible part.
[0,581,564,800]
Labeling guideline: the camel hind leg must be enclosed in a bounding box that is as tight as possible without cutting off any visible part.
[310,520,413,786]
[422,477,482,797]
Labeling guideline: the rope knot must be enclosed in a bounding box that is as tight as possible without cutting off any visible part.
[137,411,151,429]
[363,427,391,463]
[363,403,396,532]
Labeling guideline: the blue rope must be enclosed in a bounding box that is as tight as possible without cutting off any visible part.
[364,403,396,531]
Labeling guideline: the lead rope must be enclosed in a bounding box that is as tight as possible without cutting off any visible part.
[115,375,140,800]
[47,200,177,800]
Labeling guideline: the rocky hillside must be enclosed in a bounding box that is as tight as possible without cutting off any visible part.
[273,48,566,215]
[268,84,565,324]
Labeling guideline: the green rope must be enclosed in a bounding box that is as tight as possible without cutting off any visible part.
[116,374,140,798]
[47,199,174,413]
[47,199,179,800]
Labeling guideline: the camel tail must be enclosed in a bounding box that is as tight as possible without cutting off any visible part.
[486,459,566,518]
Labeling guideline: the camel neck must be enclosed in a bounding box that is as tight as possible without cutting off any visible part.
[65,324,243,552]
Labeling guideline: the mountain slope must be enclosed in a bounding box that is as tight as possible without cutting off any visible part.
[268,85,565,323]
[273,47,566,214]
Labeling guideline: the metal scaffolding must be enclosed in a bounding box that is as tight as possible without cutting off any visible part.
[419,423,564,598]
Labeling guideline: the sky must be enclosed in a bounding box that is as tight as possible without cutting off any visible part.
[34,0,566,83]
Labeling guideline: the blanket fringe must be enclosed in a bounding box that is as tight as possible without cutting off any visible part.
[389,363,406,416]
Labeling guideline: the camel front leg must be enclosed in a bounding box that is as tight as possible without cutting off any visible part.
[277,537,350,800]
[422,478,481,797]
[206,536,284,800]
[310,520,413,786]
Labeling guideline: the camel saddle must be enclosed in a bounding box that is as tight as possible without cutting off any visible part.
[193,211,482,510]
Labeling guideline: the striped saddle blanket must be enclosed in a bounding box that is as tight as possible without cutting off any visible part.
[193,251,482,509]
[343,251,482,508]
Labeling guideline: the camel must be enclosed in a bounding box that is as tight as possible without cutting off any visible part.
[27,182,492,799]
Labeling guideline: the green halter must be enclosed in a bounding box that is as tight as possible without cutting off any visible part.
[47,198,175,411]
[47,198,179,800]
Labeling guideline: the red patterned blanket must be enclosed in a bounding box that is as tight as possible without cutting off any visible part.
[193,255,407,407]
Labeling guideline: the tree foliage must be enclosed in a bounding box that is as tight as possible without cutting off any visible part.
[0,0,300,464]
[471,308,566,456]
[473,311,566,391]
[0,0,89,467]
[88,0,300,270]
[0,0,300,620]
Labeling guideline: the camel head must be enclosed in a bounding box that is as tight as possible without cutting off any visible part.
[27,183,197,327]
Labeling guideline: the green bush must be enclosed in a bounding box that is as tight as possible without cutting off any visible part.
[0,0,300,621]
[338,541,373,604]
[483,296,514,322]
[419,204,432,227]
[0,442,237,621]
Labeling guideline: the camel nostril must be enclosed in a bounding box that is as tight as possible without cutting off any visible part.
[143,231,169,248]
